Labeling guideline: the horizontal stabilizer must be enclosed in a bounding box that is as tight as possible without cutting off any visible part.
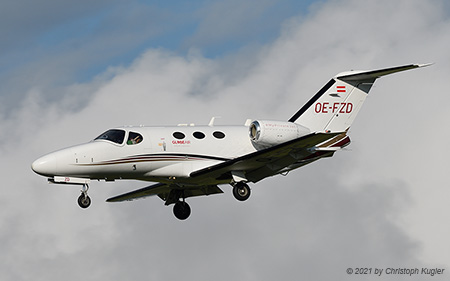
[336,63,432,82]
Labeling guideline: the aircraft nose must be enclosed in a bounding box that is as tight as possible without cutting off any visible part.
[31,154,57,177]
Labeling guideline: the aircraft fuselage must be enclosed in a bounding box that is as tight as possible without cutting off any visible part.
[32,125,256,185]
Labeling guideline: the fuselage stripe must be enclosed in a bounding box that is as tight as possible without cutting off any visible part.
[73,153,231,166]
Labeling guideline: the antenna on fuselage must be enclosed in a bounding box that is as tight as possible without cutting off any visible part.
[208,116,221,126]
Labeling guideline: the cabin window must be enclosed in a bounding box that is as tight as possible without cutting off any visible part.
[213,131,225,139]
[173,132,185,139]
[94,129,125,144]
[193,131,205,139]
[127,131,143,145]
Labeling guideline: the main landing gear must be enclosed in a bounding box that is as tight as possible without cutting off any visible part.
[77,184,91,209]
[232,182,251,201]
[173,200,191,220]
[170,182,250,220]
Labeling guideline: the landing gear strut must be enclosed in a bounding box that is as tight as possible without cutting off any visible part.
[77,184,91,209]
[173,200,191,220]
[232,182,251,201]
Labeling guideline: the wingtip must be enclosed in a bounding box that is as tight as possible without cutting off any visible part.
[416,63,434,68]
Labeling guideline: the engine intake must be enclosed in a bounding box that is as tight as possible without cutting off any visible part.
[249,120,310,150]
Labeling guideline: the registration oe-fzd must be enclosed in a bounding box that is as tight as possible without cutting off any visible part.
[315,102,353,114]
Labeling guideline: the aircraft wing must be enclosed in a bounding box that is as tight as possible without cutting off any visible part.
[106,182,224,205]
[106,183,170,202]
[190,132,345,183]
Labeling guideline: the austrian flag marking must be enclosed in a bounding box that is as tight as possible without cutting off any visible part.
[336,85,346,93]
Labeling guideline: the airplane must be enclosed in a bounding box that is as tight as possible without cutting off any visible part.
[31,63,429,220]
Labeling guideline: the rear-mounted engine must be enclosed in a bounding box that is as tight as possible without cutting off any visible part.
[249,120,310,150]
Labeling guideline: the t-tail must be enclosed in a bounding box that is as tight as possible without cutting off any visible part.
[289,64,431,133]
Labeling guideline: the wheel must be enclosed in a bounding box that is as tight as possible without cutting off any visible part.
[232,182,251,201]
[173,201,191,220]
[78,194,91,209]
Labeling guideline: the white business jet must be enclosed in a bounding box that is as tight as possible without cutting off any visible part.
[32,64,428,220]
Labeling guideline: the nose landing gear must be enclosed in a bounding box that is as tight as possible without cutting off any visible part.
[77,184,91,209]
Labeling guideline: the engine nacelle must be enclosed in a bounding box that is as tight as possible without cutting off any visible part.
[249,120,310,150]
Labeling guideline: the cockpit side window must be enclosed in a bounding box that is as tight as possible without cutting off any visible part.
[127,131,143,145]
[94,129,126,144]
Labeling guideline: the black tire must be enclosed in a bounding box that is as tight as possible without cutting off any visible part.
[173,201,191,220]
[78,194,91,209]
[232,183,251,201]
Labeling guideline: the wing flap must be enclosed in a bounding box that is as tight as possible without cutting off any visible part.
[106,183,170,202]
[106,183,224,205]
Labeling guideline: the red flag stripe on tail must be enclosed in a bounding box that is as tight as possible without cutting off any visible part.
[337,85,346,93]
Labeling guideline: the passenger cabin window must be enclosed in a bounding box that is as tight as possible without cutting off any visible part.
[95,129,125,144]
[127,131,143,145]
[213,131,225,139]
[193,131,205,139]
[173,132,185,139]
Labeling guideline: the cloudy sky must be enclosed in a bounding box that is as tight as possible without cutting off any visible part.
[1,0,449,280]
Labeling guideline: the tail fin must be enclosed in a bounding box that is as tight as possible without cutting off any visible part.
[289,64,431,133]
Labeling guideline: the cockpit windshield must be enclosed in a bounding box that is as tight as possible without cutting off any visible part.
[94,129,126,144]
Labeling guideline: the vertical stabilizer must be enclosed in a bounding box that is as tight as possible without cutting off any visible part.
[289,64,430,133]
